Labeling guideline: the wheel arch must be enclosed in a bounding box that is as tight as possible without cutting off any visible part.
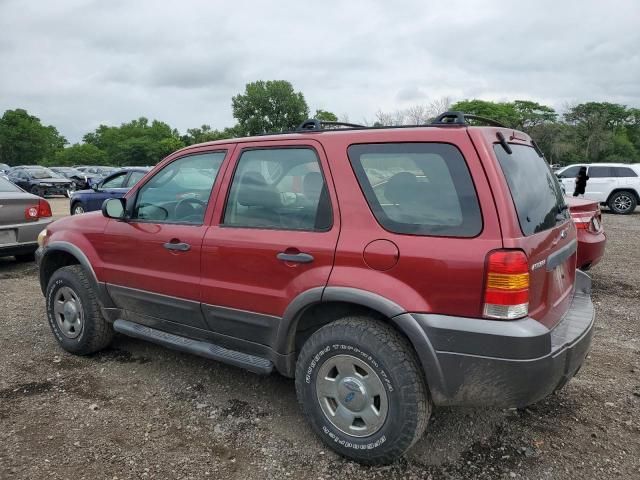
[607,187,639,203]
[39,242,114,308]
[276,287,447,402]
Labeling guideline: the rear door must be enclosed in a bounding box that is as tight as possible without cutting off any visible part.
[199,140,339,346]
[585,166,615,202]
[494,143,576,329]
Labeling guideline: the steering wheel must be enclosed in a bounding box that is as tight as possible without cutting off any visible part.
[175,198,206,220]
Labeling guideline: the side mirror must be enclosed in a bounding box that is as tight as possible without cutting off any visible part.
[102,198,126,219]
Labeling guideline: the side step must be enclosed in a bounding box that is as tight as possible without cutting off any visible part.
[113,319,274,375]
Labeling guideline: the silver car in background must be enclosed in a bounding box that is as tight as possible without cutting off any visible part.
[0,176,53,262]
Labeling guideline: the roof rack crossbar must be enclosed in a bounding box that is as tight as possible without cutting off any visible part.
[431,111,508,128]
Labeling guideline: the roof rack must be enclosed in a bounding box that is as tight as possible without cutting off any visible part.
[296,119,366,131]
[431,111,508,128]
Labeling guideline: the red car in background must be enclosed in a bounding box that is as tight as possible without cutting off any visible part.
[566,196,606,270]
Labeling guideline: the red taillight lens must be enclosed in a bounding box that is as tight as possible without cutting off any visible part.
[38,199,52,218]
[24,200,52,220]
[483,250,529,320]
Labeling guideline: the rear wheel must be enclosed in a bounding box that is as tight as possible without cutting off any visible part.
[72,202,85,215]
[295,317,430,465]
[45,265,113,355]
[608,190,637,214]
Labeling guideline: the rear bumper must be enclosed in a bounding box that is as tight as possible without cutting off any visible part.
[576,231,606,270]
[0,218,52,258]
[401,270,595,407]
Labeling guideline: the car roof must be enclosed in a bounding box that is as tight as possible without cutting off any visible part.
[171,124,531,155]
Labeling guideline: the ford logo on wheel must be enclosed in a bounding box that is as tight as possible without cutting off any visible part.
[344,392,355,403]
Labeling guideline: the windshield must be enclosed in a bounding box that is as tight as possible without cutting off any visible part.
[0,176,22,192]
[494,144,568,236]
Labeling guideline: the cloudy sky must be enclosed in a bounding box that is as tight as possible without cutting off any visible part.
[1,0,638,143]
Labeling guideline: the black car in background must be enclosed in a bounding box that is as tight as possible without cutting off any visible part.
[49,166,99,191]
[74,166,117,180]
[7,166,72,197]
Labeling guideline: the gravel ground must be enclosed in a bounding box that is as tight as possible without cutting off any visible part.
[1,199,639,480]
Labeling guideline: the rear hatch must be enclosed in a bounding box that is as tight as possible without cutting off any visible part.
[493,143,576,329]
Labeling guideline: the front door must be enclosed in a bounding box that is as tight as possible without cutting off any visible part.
[98,150,229,329]
[200,140,340,347]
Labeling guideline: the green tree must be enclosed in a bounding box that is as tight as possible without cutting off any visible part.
[563,102,635,162]
[50,143,108,166]
[450,99,520,127]
[83,117,184,166]
[232,80,309,135]
[181,125,240,146]
[0,109,67,166]
[314,109,338,122]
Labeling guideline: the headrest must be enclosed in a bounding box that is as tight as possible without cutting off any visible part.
[303,172,323,197]
[237,171,282,209]
[384,172,419,205]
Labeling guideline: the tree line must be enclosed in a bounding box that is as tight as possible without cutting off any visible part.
[0,80,638,167]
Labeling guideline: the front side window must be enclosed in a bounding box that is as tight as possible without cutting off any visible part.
[101,172,127,188]
[126,170,147,187]
[558,165,580,178]
[132,151,225,224]
[348,143,482,237]
[223,148,332,231]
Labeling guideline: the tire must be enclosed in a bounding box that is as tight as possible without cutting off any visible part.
[30,185,43,197]
[295,317,430,465]
[608,190,637,214]
[14,252,35,262]
[45,265,113,355]
[71,202,85,215]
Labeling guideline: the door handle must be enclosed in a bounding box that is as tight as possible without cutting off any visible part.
[163,241,191,252]
[276,252,314,263]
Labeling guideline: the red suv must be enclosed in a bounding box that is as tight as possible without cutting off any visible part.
[36,113,595,464]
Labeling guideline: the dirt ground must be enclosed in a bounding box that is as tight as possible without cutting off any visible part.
[1,199,639,480]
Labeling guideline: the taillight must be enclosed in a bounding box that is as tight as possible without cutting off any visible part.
[571,210,602,233]
[38,199,52,218]
[483,250,529,320]
[24,200,52,221]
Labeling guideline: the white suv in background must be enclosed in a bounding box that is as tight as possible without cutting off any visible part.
[556,163,640,214]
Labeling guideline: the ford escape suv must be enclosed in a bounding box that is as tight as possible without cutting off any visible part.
[36,112,595,464]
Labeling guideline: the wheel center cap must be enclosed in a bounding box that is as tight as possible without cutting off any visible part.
[338,376,367,412]
[63,301,78,322]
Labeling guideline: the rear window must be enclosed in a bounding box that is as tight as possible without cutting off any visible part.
[494,144,568,236]
[348,143,482,237]
[0,177,21,193]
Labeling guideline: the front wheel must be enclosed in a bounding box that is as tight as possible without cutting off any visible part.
[72,202,85,215]
[295,317,430,465]
[608,191,637,214]
[30,185,43,197]
[45,265,113,355]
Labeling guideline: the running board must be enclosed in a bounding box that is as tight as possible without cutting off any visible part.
[113,319,274,375]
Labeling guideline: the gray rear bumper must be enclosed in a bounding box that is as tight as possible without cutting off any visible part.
[398,270,595,407]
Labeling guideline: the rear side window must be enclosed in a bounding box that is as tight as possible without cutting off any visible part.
[0,177,21,192]
[613,167,638,178]
[588,166,612,178]
[494,144,567,236]
[348,143,482,237]
[222,148,332,231]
